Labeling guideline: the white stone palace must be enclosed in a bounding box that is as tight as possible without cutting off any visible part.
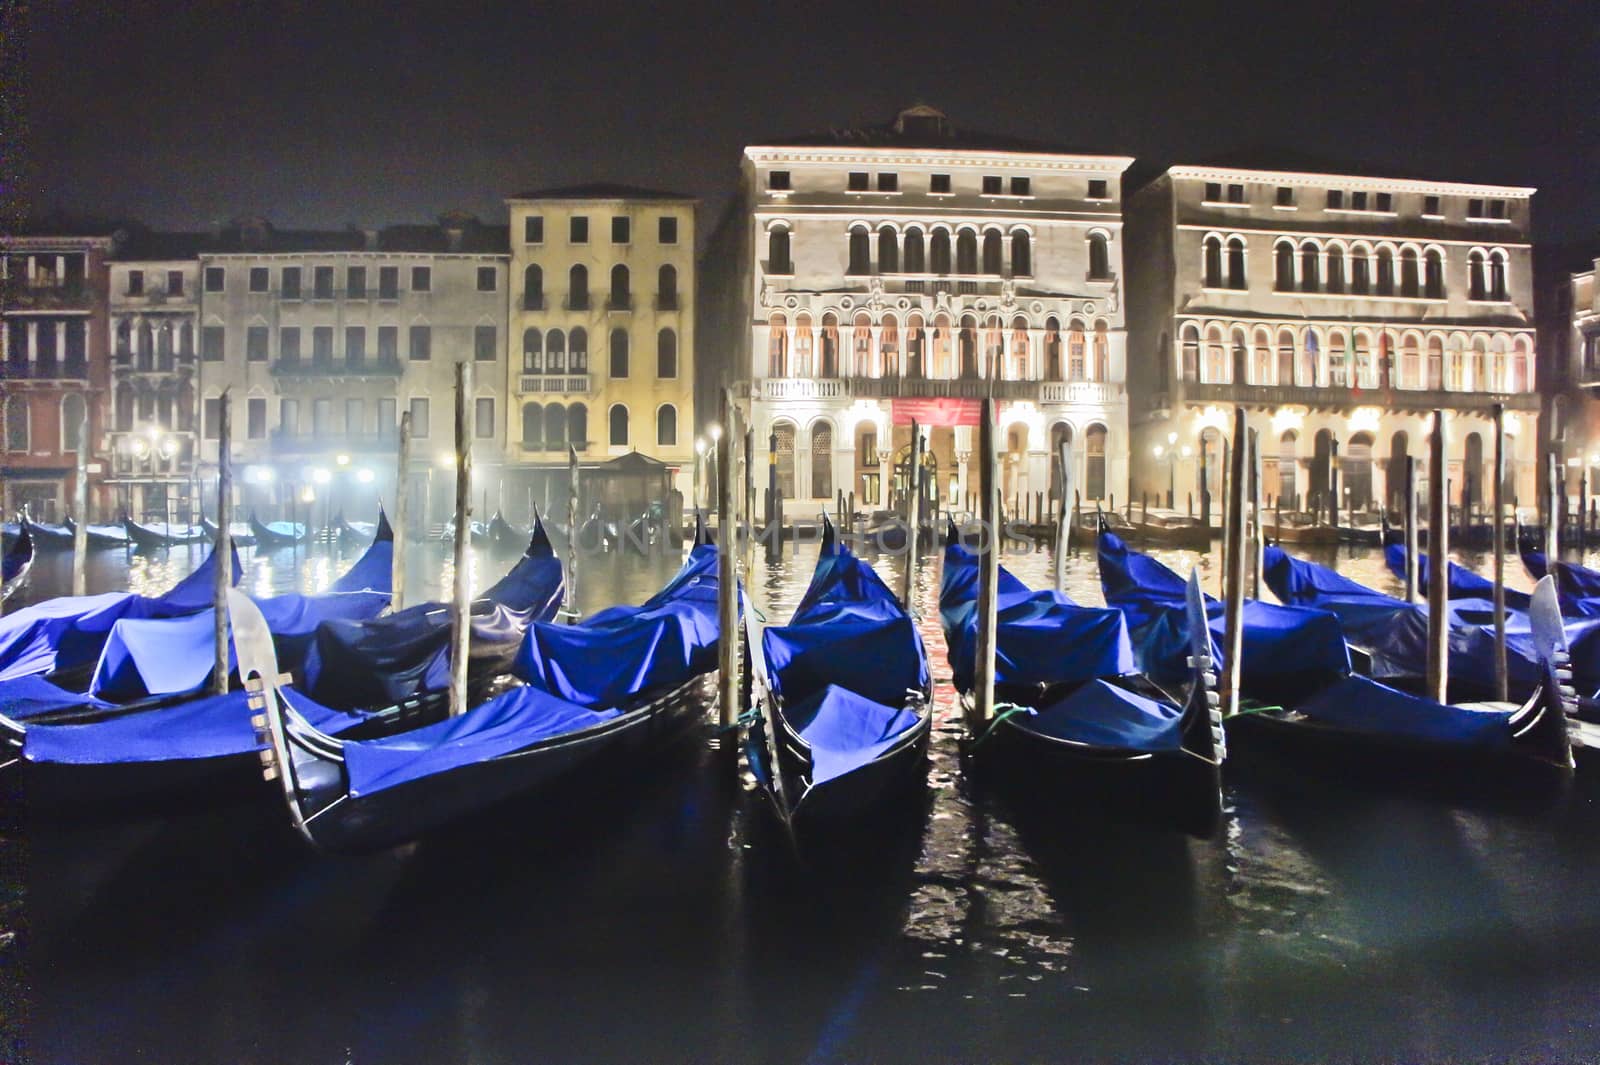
[700,106,1134,515]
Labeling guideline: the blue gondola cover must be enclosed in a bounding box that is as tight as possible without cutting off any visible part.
[779,683,921,785]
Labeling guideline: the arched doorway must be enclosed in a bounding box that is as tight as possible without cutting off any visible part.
[1003,423,1028,511]
[1278,430,1299,509]
[1463,432,1484,514]
[958,316,978,379]
[810,420,833,500]
[1085,424,1108,502]
[1048,422,1073,506]
[772,420,796,499]
[1198,427,1225,516]
[855,420,881,505]
[1345,432,1374,511]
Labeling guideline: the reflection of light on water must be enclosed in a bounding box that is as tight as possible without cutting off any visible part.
[437,553,481,602]
[252,558,276,600]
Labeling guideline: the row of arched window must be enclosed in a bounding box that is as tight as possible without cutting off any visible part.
[1178,322,1533,392]
[2,393,89,453]
[767,311,1113,382]
[114,318,193,368]
[520,263,677,312]
[519,401,677,449]
[1200,236,1513,302]
[521,326,676,378]
[113,382,193,433]
[767,224,1112,281]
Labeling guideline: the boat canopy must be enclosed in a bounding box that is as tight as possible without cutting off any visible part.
[1290,673,1517,749]
[779,683,922,786]
[1008,678,1187,753]
[1383,544,1532,610]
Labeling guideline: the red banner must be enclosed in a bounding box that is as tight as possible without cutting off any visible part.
[891,398,979,427]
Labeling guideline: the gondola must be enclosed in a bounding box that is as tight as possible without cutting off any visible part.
[1382,542,1533,609]
[66,516,131,548]
[240,529,721,853]
[201,516,257,547]
[944,528,1223,837]
[485,510,527,549]
[1,523,34,603]
[19,519,74,550]
[745,520,931,839]
[1102,531,1576,798]
[123,517,210,548]
[575,508,618,553]
[248,510,311,547]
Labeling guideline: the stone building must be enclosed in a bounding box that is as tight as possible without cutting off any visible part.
[698,105,1134,517]
[1,225,118,521]
[503,184,697,515]
[193,217,508,530]
[1548,248,1600,498]
[1124,162,1540,519]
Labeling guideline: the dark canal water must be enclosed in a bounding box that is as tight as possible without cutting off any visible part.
[5,531,1600,1063]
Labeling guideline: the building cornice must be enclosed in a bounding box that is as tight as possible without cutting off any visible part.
[752,207,1125,227]
[1,235,117,250]
[200,252,509,261]
[1166,166,1535,198]
[745,147,1135,174]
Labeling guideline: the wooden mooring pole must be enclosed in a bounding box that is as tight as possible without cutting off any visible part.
[212,390,232,696]
[72,411,89,596]
[716,388,739,733]
[391,410,411,612]
[1427,410,1449,704]
[1054,439,1073,594]
[901,420,923,609]
[972,399,1000,734]
[1222,407,1247,717]
[1403,456,1419,604]
[449,364,472,717]
[1492,403,1508,702]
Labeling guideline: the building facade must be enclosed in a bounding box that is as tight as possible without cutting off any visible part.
[194,218,508,531]
[700,106,1134,516]
[503,184,697,512]
[1125,165,1540,519]
[1,229,117,521]
[1555,253,1600,478]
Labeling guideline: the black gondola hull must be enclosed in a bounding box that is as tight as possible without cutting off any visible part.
[774,716,932,836]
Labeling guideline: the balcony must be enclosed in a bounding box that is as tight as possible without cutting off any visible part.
[1039,381,1124,404]
[1,278,94,311]
[113,354,195,378]
[521,294,546,312]
[606,295,632,312]
[518,373,592,395]
[748,376,1088,403]
[270,357,403,378]
[1181,381,1540,413]
[269,430,398,455]
[3,357,89,381]
[655,293,679,311]
[565,296,591,311]
[519,440,591,454]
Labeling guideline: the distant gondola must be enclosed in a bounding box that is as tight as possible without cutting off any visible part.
[201,517,257,547]
[20,519,74,550]
[122,517,210,548]
[1,523,34,603]
[66,516,131,548]
[248,511,311,547]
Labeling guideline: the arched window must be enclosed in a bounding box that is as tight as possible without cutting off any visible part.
[609,327,628,378]
[848,226,871,275]
[795,313,815,374]
[1180,324,1200,382]
[9,394,33,451]
[569,327,588,372]
[115,319,132,357]
[523,264,543,309]
[820,314,839,377]
[656,404,677,447]
[1093,321,1110,381]
[567,403,587,446]
[930,230,952,274]
[522,327,543,373]
[1424,250,1444,299]
[769,227,792,274]
[609,264,630,309]
[61,393,85,452]
[772,420,796,498]
[1204,326,1227,383]
[1468,251,1486,300]
[115,386,134,431]
[1300,241,1320,292]
[1402,334,1421,388]
[657,327,677,378]
[1326,245,1345,293]
[547,328,566,373]
[982,229,1003,274]
[1352,331,1372,387]
[1010,316,1030,380]
[521,403,543,447]
[1427,336,1444,389]
[657,264,677,309]
[1306,329,1323,386]
[904,228,925,273]
[176,322,191,357]
[877,227,898,274]
[1011,231,1031,277]
[1227,238,1246,289]
[1044,317,1062,379]
[1254,329,1272,385]
[810,421,833,499]
[609,404,629,446]
[544,402,568,446]
[1278,430,1299,507]
[959,315,978,378]
[1446,335,1467,390]
[1203,236,1223,288]
[768,313,788,376]
[1069,319,1087,380]
[1351,247,1371,294]
[1376,248,1395,296]
[568,264,589,309]
[1472,335,1489,390]
[879,314,899,377]
[1400,248,1419,297]
[956,230,978,274]
[853,314,873,377]
[1275,243,1295,290]
[1087,233,1110,280]
[1489,251,1508,301]
[1085,424,1108,501]
[136,321,153,371]
[1511,336,1532,391]
[1277,328,1295,385]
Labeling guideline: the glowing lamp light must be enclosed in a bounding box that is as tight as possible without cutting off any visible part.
[1181,445,1194,458]
[335,453,351,467]
[1503,413,1521,437]
[1167,431,1178,446]
[694,437,707,456]
[132,437,150,458]
[709,424,722,443]
[1568,457,1582,468]
[1153,444,1165,459]
[356,468,375,484]
[299,486,316,504]
[1271,407,1305,436]
[312,467,331,485]
[1348,407,1382,434]
[158,437,177,459]
[248,466,274,484]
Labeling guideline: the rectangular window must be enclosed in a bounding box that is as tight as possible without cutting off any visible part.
[312,326,333,364]
[982,175,1003,195]
[1326,190,1344,209]
[312,398,331,436]
[1468,198,1484,218]
[347,265,367,297]
[525,215,544,243]
[847,172,869,191]
[201,325,224,361]
[1489,198,1507,219]
[1088,179,1109,200]
[167,270,183,296]
[409,398,430,439]
[378,266,399,299]
[377,398,396,433]
[1010,176,1031,196]
[281,267,302,299]
[377,325,398,361]
[248,267,269,292]
[246,325,268,362]
[410,266,431,292]
[204,397,221,440]
[1204,182,1222,202]
[1351,191,1368,211]
[611,216,630,244]
[930,174,952,194]
[204,266,225,293]
[476,265,497,291]
[313,265,334,299]
[345,326,366,364]
[1276,186,1295,207]
[126,270,144,296]
[345,398,364,435]
[658,216,678,244]
[877,173,899,192]
[1375,192,1393,212]
[280,326,301,363]
[570,216,588,244]
[768,170,791,191]
[408,324,430,360]
[1423,195,1441,216]
[247,398,266,440]
[279,398,299,437]
[475,397,494,439]
[1227,183,1245,203]
[474,324,497,361]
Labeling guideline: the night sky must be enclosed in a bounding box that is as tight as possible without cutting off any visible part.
[9,1,1599,246]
